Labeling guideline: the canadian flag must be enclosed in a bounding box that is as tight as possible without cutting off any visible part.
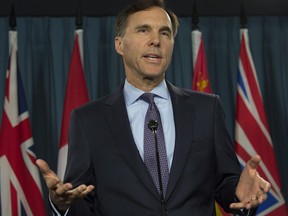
[57,29,89,180]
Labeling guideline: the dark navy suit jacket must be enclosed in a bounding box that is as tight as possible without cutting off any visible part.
[62,81,248,215]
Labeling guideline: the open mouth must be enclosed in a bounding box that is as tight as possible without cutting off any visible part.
[144,55,161,60]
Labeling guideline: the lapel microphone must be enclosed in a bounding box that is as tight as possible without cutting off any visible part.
[148,120,158,132]
[148,120,166,215]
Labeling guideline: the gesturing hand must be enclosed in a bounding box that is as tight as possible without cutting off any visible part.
[230,155,271,210]
[36,159,95,212]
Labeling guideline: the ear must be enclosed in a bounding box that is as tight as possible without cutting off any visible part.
[115,37,123,56]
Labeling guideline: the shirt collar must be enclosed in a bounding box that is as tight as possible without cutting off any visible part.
[123,79,169,106]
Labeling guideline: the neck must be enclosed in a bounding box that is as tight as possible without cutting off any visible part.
[126,77,164,92]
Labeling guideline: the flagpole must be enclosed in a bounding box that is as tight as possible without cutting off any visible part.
[76,4,84,66]
[240,3,247,29]
[191,2,199,31]
[9,5,16,30]
[9,5,17,56]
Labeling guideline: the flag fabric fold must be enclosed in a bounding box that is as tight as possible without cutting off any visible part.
[235,28,288,216]
[0,30,46,216]
[57,29,89,180]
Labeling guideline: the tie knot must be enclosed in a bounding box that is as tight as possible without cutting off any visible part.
[140,93,155,104]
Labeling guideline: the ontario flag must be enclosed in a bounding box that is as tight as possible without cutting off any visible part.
[191,29,212,93]
[235,28,288,215]
[0,30,46,215]
[192,28,232,216]
[57,29,89,180]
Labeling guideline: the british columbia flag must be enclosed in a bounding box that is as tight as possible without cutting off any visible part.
[235,28,287,215]
[0,30,46,215]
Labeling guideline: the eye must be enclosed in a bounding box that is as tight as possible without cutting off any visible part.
[138,27,148,33]
[161,31,171,37]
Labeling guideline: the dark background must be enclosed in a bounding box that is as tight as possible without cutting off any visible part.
[0,0,288,17]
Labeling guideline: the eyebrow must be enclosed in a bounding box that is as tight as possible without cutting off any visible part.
[135,24,150,31]
[159,26,172,34]
[135,24,172,33]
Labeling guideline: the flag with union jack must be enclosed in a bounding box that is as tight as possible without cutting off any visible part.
[235,28,288,215]
[57,29,89,181]
[192,28,233,216]
[0,30,46,215]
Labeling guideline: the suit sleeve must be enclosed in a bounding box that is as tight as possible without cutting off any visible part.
[63,109,96,215]
[213,95,257,215]
[213,95,240,210]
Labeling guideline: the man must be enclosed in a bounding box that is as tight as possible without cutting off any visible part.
[36,0,271,215]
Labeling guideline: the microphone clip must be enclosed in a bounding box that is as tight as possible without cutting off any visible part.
[148,120,158,133]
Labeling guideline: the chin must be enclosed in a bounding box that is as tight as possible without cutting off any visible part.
[143,73,164,81]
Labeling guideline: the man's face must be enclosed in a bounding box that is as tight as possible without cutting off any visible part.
[115,6,175,88]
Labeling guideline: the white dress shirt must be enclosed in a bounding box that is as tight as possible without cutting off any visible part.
[123,79,175,170]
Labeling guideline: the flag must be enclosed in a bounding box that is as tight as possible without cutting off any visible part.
[235,28,288,215]
[0,30,46,215]
[57,29,89,180]
[192,29,232,216]
[191,29,212,93]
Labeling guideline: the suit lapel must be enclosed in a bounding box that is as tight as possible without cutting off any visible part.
[165,82,195,200]
[103,86,160,199]
[102,83,195,201]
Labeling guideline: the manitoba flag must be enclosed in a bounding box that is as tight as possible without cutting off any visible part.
[0,30,46,215]
[235,28,288,215]
[57,29,89,180]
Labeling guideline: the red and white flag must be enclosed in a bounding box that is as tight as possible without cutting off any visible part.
[0,30,46,215]
[235,28,288,215]
[192,29,232,216]
[57,29,89,180]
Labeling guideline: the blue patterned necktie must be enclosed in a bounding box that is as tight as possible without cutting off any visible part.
[141,93,169,198]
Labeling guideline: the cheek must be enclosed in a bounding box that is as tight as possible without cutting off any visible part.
[123,43,140,60]
[165,46,174,61]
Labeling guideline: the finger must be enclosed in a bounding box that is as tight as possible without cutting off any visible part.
[72,184,94,195]
[231,196,258,210]
[259,180,271,192]
[36,159,49,173]
[246,196,260,209]
[66,184,95,199]
[257,193,267,204]
[230,193,262,210]
[247,154,261,169]
[36,159,56,176]
[230,201,246,209]
[36,159,64,190]
[256,189,269,203]
[52,183,72,197]
[77,185,95,198]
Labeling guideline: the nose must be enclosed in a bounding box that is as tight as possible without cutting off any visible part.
[149,33,160,47]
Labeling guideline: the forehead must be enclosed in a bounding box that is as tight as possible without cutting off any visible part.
[127,6,172,29]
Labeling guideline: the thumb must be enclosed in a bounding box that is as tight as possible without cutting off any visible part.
[36,159,54,175]
[36,159,62,189]
[247,154,261,169]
